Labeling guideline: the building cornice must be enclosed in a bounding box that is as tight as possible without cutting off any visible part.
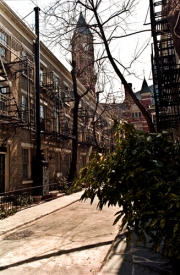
[0,0,36,44]
[0,0,111,121]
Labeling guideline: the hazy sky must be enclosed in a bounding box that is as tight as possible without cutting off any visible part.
[4,0,153,93]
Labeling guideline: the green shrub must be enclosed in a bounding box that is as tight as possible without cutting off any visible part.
[0,207,17,219]
[15,194,33,206]
[75,122,180,273]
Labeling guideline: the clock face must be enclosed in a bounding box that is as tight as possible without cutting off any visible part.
[82,42,89,50]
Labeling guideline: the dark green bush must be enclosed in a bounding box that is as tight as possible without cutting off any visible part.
[15,194,33,206]
[75,122,180,273]
[0,207,17,219]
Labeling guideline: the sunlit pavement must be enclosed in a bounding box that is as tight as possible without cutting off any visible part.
[0,194,120,275]
[0,192,170,275]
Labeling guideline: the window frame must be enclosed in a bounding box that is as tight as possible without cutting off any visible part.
[0,85,6,111]
[21,95,28,121]
[21,50,28,75]
[40,104,46,131]
[54,110,60,133]
[0,31,7,57]
[22,148,31,182]
[55,152,61,172]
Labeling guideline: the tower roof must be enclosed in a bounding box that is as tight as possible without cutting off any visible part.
[140,78,151,94]
[75,12,92,36]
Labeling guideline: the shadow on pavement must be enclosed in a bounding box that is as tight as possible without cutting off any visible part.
[0,240,113,271]
[100,232,172,275]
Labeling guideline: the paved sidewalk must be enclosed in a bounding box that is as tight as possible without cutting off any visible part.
[0,192,120,275]
[0,191,170,274]
[98,231,170,275]
[0,191,83,235]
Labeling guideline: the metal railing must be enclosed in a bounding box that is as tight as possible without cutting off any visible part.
[0,183,62,219]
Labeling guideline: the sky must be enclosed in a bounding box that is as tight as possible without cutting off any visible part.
[3,0,153,96]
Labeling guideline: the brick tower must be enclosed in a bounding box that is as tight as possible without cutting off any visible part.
[71,12,97,95]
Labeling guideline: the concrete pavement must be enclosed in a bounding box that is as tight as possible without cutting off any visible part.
[0,192,83,235]
[0,192,120,275]
[0,191,170,274]
[97,231,170,275]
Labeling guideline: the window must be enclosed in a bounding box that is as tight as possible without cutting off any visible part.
[82,132,86,142]
[152,114,156,124]
[40,105,46,131]
[65,84,69,91]
[22,149,29,180]
[21,95,28,121]
[40,105,45,119]
[54,111,59,133]
[53,76,61,102]
[22,51,27,74]
[22,50,27,60]
[40,68,44,85]
[82,42,89,51]
[82,155,86,166]
[64,116,69,130]
[0,31,7,57]
[63,83,69,101]
[64,153,71,176]
[55,152,61,172]
[0,31,7,45]
[55,153,58,171]
[0,86,6,111]
[0,46,5,57]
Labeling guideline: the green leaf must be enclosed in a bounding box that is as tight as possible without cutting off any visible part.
[75,121,180,267]
[160,219,165,229]
[147,136,152,142]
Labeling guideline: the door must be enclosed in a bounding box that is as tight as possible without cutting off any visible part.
[0,154,5,193]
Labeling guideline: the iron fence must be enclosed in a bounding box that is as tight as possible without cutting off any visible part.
[0,183,61,219]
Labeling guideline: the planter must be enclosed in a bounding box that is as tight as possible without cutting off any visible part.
[33,196,42,203]
[49,191,59,198]
[43,191,59,200]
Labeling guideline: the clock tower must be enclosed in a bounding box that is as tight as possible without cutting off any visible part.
[71,12,97,95]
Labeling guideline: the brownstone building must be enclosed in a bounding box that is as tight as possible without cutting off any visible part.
[0,1,112,193]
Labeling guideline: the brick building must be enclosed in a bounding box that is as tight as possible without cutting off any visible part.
[0,1,112,193]
[103,79,155,132]
[123,80,154,132]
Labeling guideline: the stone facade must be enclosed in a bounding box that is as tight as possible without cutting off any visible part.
[0,1,112,192]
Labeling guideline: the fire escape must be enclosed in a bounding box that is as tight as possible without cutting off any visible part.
[0,24,35,137]
[150,0,180,131]
[39,72,75,141]
[78,99,111,149]
[78,100,96,146]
